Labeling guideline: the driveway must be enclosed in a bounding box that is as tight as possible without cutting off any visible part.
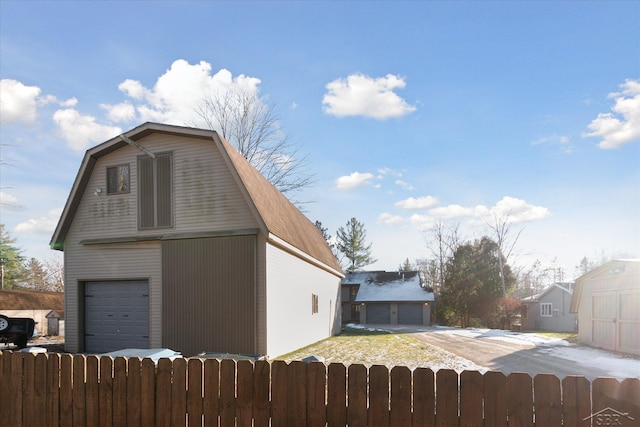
[378,325,639,380]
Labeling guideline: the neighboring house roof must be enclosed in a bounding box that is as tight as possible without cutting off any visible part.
[521,282,574,303]
[343,271,435,303]
[50,122,342,275]
[0,289,64,311]
[570,259,640,313]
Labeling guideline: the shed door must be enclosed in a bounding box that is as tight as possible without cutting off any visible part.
[618,291,640,355]
[591,292,616,351]
[366,303,390,324]
[398,303,423,325]
[85,281,149,353]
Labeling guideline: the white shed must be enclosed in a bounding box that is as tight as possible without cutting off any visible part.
[570,259,640,355]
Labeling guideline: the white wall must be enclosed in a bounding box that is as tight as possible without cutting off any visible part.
[265,243,341,358]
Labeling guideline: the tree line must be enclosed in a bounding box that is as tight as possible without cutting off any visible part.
[0,225,64,292]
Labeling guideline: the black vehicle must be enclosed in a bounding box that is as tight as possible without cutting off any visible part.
[0,314,35,349]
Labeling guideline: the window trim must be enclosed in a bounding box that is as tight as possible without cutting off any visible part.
[540,302,553,317]
[106,164,130,195]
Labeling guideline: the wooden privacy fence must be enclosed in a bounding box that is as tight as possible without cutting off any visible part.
[1,350,639,427]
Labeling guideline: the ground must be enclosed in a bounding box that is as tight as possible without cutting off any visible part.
[279,324,640,380]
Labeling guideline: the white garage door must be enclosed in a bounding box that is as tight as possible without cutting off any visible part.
[85,281,149,353]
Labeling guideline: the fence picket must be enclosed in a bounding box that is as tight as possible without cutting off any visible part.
[620,378,640,424]
[271,360,287,426]
[155,358,172,427]
[203,359,220,426]
[252,359,270,427]
[9,352,23,427]
[59,354,73,426]
[127,357,142,427]
[85,355,100,427]
[412,368,435,427]
[348,363,367,427]
[236,360,254,427]
[99,357,114,427]
[219,359,236,427]
[561,376,591,427]
[46,353,61,427]
[483,371,507,427]
[140,358,156,427]
[171,358,187,427]
[507,372,533,427]
[369,365,390,427]
[288,361,307,426]
[459,370,482,427]
[327,363,347,426]
[33,354,49,426]
[187,358,203,427]
[533,374,561,426]
[390,366,412,427]
[307,361,327,427]
[22,352,36,426]
[435,369,458,427]
[113,357,128,426]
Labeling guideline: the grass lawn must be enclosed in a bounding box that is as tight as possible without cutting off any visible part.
[275,325,476,371]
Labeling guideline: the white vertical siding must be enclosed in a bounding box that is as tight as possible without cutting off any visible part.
[265,243,341,358]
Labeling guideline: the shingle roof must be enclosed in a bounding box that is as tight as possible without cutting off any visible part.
[0,289,64,311]
[217,135,341,273]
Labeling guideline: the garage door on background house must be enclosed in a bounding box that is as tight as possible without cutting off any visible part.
[366,303,390,324]
[84,280,149,353]
[398,303,423,325]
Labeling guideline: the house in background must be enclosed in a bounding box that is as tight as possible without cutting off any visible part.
[570,259,640,355]
[0,289,64,336]
[341,271,434,326]
[520,283,576,332]
[50,122,343,357]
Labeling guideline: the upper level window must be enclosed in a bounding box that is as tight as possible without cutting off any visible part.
[106,165,130,194]
[138,152,173,229]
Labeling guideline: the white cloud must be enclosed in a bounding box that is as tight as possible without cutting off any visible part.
[0,79,41,124]
[489,196,551,223]
[335,172,375,190]
[409,214,436,231]
[53,108,122,151]
[377,213,405,225]
[0,191,19,206]
[14,209,62,235]
[114,59,263,127]
[583,79,640,149]
[101,101,136,122]
[395,180,415,191]
[395,196,439,210]
[322,73,416,120]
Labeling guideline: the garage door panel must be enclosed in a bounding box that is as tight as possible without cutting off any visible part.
[398,303,423,325]
[367,304,390,324]
[85,280,149,353]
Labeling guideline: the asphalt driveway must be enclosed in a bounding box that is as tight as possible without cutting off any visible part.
[377,325,638,380]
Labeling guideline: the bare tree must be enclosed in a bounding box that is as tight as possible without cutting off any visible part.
[195,87,313,196]
[425,221,461,293]
[487,212,523,297]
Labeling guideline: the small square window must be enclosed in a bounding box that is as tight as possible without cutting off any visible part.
[107,165,130,194]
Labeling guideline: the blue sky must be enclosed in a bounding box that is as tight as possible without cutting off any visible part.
[1,1,638,279]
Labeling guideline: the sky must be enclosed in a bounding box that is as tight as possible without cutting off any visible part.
[1,1,639,280]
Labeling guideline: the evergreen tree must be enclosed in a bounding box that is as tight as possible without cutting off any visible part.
[440,236,516,327]
[0,224,24,289]
[336,218,377,272]
[399,258,412,271]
